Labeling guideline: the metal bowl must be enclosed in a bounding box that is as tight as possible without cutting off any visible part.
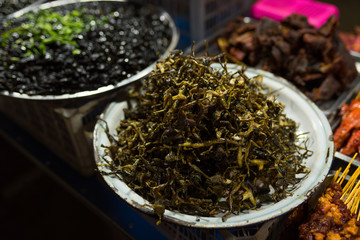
[93,64,334,228]
[0,0,179,101]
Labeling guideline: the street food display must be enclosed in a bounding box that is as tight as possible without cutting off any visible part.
[2,0,360,238]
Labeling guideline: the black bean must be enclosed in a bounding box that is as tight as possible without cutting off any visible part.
[0,1,173,95]
[0,0,36,19]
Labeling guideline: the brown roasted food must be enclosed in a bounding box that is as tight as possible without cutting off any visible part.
[298,182,360,240]
[218,14,358,102]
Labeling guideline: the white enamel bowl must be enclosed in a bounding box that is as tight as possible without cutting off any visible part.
[93,63,334,228]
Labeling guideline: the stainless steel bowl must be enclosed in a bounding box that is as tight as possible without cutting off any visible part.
[1,0,179,101]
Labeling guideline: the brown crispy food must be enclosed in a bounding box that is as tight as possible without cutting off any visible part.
[218,14,358,102]
[298,182,360,240]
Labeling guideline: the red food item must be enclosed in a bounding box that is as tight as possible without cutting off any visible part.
[298,182,360,240]
[334,99,360,151]
[341,130,360,156]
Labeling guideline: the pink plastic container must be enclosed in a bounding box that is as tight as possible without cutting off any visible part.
[251,0,339,28]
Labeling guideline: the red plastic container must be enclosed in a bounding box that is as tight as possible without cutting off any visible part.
[251,0,339,28]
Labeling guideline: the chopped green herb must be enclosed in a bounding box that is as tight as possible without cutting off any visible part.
[1,8,107,56]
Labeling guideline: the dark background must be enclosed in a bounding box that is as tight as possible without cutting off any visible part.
[320,0,360,32]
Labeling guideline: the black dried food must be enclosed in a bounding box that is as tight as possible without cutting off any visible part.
[218,14,358,102]
[0,1,172,95]
[0,0,37,19]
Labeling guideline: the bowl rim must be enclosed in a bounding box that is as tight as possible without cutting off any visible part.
[1,0,179,101]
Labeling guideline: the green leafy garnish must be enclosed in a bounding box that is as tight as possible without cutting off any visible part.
[1,8,107,58]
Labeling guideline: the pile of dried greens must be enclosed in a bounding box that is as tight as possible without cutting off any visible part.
[218,14,358,102]
[102,50,312,223]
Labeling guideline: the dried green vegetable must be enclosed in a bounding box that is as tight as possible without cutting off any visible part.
[102,50,312,223]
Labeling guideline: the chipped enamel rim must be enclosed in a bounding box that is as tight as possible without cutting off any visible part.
[1,0,179,101]
[93,64,334,228]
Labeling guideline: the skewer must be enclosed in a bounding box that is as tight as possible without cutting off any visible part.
[335,153,357,184]
[334,153,360,220]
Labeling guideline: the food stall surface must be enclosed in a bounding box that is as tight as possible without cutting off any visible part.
[1,0,360,240]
